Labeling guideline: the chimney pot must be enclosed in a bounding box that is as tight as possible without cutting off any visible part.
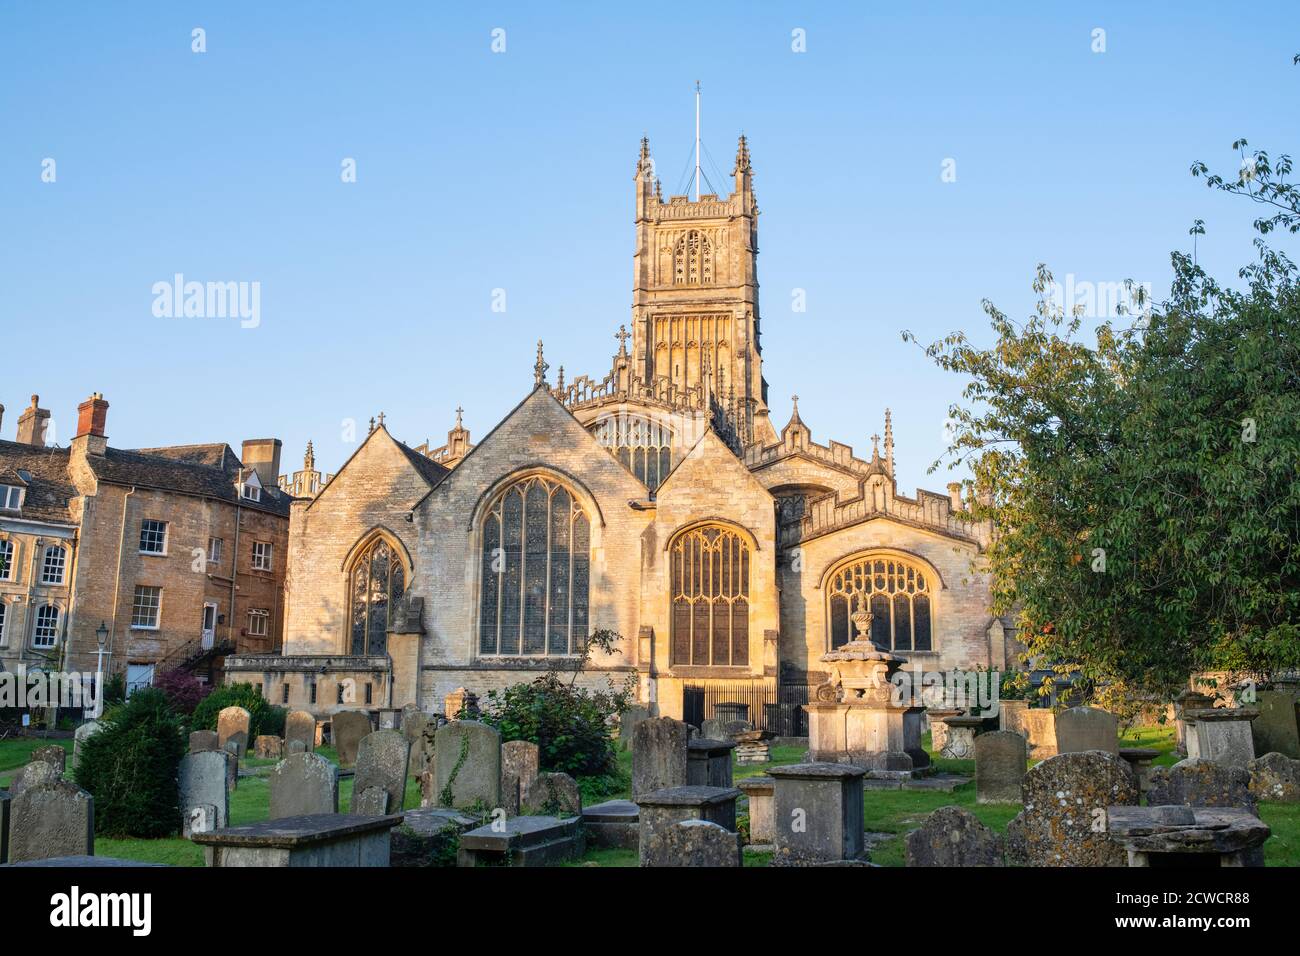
[16,394,51,447]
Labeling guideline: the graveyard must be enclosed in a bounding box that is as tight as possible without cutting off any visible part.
[3,700,1297,869]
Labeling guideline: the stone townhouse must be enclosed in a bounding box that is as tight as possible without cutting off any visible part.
[228,135,1014,726]
[0,393,290,692]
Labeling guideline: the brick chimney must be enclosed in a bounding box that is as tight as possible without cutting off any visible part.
[15,395,50,447]
[74,392,110,456]
[241,438,283,492]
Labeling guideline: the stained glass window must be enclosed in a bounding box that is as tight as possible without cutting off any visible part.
[347,537,406,655]
[669,525,750,667]
[589,415,674,491]
[479,476,590,656]
[827,555,933,652]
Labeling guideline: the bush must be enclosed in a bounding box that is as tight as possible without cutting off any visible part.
[103,672,126,707]
[476,672,632,779]
[190,682,286,739]
[153,669,212,717]
[73,688,185,837]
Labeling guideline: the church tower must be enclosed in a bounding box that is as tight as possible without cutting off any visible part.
[632,133,775,446]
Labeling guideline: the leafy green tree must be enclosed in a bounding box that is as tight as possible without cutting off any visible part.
[191,681,286,738]
[910,125,1300,704]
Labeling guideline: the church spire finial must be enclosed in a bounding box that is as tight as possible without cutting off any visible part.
[884,408,894,477]
[304,440,315,472]
[533,340,549,387]
[734,133,751,174]
[455,405,464,429]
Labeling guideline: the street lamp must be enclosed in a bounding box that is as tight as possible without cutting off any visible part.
[93,622,108,718]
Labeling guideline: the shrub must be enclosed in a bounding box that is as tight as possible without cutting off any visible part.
[190,682,286,739]
[73,688,185,837]
[153,669,212,717]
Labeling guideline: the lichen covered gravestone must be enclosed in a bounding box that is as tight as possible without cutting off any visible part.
[9,761,60,798]
[190,730,219,753]
[32,744,67,776]
[906,806,1002,867]
[331,711,372,768]
[1147,758,1256,813]
[179,751,230,833]
[8,779,94,863]
[1005,751,1138,866]
[975,731,1027,804]
[522,772,582,817]
[649,820,742,867]
[1054,706,1119,756]
[284,710,317,755]
[270,753,339,819]
[501,740,540,815]
[632,717,690,798]
[1248,752,1300,803]
[217,706,251,757]
[353,730,410,816]
[254,736,283,760]
[433,720,501,809]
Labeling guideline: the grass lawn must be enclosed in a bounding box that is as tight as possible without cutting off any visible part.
[7,724,1297,867]
[0,737,73,787]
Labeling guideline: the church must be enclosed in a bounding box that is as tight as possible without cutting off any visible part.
[225,134,1012,729]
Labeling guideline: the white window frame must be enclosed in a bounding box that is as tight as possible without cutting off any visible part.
[41,545,67,585]
[0,539,13,581]
[247,607,270,637]
[32,604,60,648]
[139,519,168,555]
[208,536,223,565]
[251,541,273,572]
[0,486,22,511]
[131,585,162,630]
[0,600,7,647]
[241,483,261,502]
[126,663,155,696]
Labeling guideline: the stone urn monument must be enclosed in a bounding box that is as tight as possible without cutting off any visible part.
[806,600,928,776]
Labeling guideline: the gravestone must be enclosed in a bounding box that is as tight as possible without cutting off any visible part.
[391,806,479,867]
[769,763,866,865]
[940,715,982,759]
[217,706,251,756]
[269,753,339,819]
[1004,751,1138,866]
[637,786,741,866]
[997,700,1029,737]
[8,779,94,862]
[331,711,372,768]
[1183,707,1259,767]
[975,730,1027,804]
[190,730,219,753]
[433,720,501,810]
[179,751,230,833]
[284,710,317,755]
[501,740,540,815]
[1055,706,1119,755]
[287,739,307,755]
[32,745,66,776]
[738,775,775,845]
[185,804,217,839]
[1247,752,1300,803]
[647,820,742,867]
[72,720,101,770]
[352,788,390,816]
[687,738,736,788]
[906,806,1002,866]
[353,730,410,816]
[254,736,283,760]
[402,708,434,780]
[1019,709,1058,759]
[580,800,639,850]
[224,739,241,790]
[444,687,478,719]
[619,704,651,751]
[522,772,582,817]
[9,761,59,798]
[1147,758,1256,813]
[632,717,690,798]
[1252,690,1300,758]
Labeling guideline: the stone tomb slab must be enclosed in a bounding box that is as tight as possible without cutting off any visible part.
[457,815,584,867]
[737,775,774,845]
[768,763,866,865]
[581,799,640,849]
[1108,805,1270,867]
[1055,706,1120,756]
[687,738,736,788]
[192,813,403,867]
[1183,707,1259,768]
[637,785,741,866]
[391,807,480,867]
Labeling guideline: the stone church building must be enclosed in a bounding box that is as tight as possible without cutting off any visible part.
[227,136,1011,726]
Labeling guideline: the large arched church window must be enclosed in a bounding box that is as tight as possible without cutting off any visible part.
[670,525,750,667]
[589,415,674,492]
[826,554,933,653]
[479,475,590,656]
[672,230,713,285]
[348,535,407,655]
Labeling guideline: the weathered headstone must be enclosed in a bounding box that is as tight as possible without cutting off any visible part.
[331,710,372,768]
[645,820,741,867]
[190,730,219,753]
[0,791,9,864]
[522,772,582,817]
[632,717,690,798]
[217,706,251,756]
[1183,706,1259,767]
[975,730,1027,804]
[269,753,339,819]
[443,687,479,719]
[354,730,410,816]
[769,763,866,865]
[32,744,67,776]
[687,738,736,788]
[352,787,390,816]
[1252,690,1300,759]
[179,751,230,833]
[401,709,434,780]
[287,739,307,755]
[1147,758,1257,813]
[433,720,501,810]
[637,786,741,866]
[1005,751,1138,866]
[223,739,241,790]
[619,704,651,751]
[906,806,1002,866]
[254,735,283,760]
[8,779,94,863]
[738,775,774,844]
[1019,708,1058,759]
[185,804,217,839]
[501,740,540,815]
[1247,752,1300,803]
[9,761,59,798]
[284,710,317,755]
[72,721,101,770]
[1055,706,1119,756]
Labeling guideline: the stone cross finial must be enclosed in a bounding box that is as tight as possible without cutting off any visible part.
[615,324,630,352]
[533,340,549,387]
[455,406,464,428]
[871,434,880,454]
[377,412,386,428]
[368,417,375,435]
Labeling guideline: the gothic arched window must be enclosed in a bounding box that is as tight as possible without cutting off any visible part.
[479,475,590,657]
[827,555,933,653]
[673,230,713,285]
[670,525,750,667]
[347,536,407,655]
[589,415,674,491]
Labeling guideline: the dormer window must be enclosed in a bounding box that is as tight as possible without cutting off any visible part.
[241,484,261,502]
[0,486,22,511]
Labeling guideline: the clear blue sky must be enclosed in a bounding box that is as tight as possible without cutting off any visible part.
[2,2,1296,495]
